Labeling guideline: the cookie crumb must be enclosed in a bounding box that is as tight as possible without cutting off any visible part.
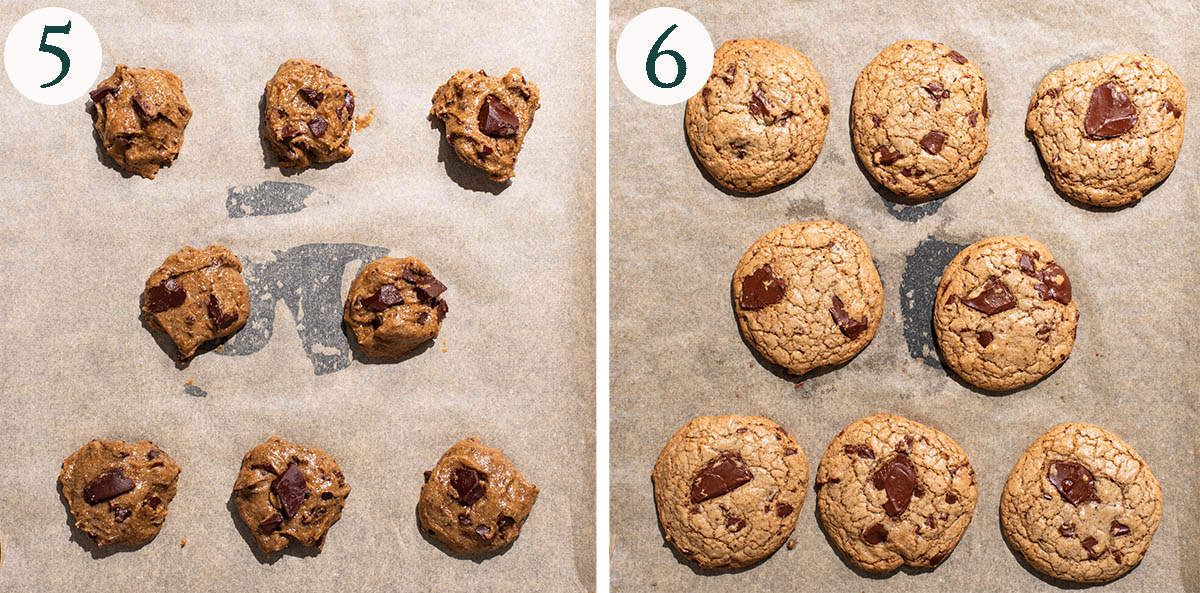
[354,108,375,131]
[787,540,795,550]
[180,537,187,548]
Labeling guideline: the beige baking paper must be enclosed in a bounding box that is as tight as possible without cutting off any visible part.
[0,1,595,592]
[610,0,1198,591]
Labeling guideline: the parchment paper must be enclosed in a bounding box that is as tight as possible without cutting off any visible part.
[610,1,1198,591]
[0,1,595,591]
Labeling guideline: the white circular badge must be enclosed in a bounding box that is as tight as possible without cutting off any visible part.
[616,7,713,106]
[4,7,101,105]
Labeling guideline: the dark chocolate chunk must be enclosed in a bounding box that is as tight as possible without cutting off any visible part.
[961,280,1016,315]
[258,513,283,535]
[478,96,519,137]
[147,449,161,460]
[475,524,491,539]
[1162,99,1182,118]
[924,82,950,109]
[207,295,238,330]
[689,451,753,504]
[872,454,917,516]
[131,93,151,120]
[748,89,769,117]
[83,468,135,504]
[920,130,947,155]
[361,283,403,312]
[877,145,903,165]
[739,264,787,310]
[146,496,161,509]
[701,87,711,99]
[272,463,309,519]
[344,93,355,118]
[423,470,432,482]
[977,330,993,347]
[1110,520,1130,536]
[1113,550,1123,564]
[784,448,798,456]
[1085,82,1137,138]
[775,502,794,518]
[863,523,889,544]
[112,507,130,521]
[1059,522,1075,537]
[1047,460,1098,506]
[308,116,329,138]
[725,515,747,532]
[450,468,486,506]
[299,88,324,106]
[457,513,471,526]
[414,277,447,301]
[321,491,333,500]
[280,127,300,141]
[416,312,430,325]
[497,515,515,530]
[1081,536,1103,559]
[968,111,978,126]
[948,50,968,64]
[146,278,187,313]
[844,444,875,460]
[945,492,958,504]
[435,299,449,321]
[1019,253,1037,276]
[1034,263,1072,304]
[89,86,116,103]
[829,295,869,339]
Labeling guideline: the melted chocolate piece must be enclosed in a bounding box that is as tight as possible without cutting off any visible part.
[1034,263,1072,304]
[863,523,888,544]
[947,50,969,64]
[1110,520,1130,536]
[726,515,747,532]
[479,96,519,137]
[146,278,187,313]
[272,463,309,519]
[146,496,161,509]
[497,515,515,530]
[748,89,769,118]
[1162,99,1182,118]
[920,131,947,155]
[300,88,324,106]
[844,445,874,460]
[961,280,1015,315]
[1081,536,1103,559]
[1059,522,1076,538]
[829,295,869,339]
[739,264,786,310]
[872,454,917,516]
[207,295,238,330]
[1085,82,1137,138]
[776,502,794,518]
[84,469,135,504]
[258,513,283,535]
[90,86,116,103]
[361,284,403,312]
[450,467,487,506]
[945,492,958,504]
[689,451,753,504]
[924,83,950,109]
[435,299,449,321]
[877,145,903,165]
[1047,461,1098,506]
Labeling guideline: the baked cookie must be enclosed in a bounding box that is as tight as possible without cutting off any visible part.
[143,245,250,360]
[652,415,807,569]
[89,65,192,178]
[344,256,448,359]
[1027,53,1187,207]
[815,414,977,573]
[733,220,883,376]
[431,68,540,182]
[1001,423,1162,583]
[933,236,1077,391]
[418,437,539,555]
[59,439,181,547]
[232,437,350,554]
[852,40,989,199]
[263,58,357,168]
[686,39,830,193]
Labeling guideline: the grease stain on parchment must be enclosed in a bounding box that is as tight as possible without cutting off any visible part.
[900,236,966,368]
[226,182,316,218]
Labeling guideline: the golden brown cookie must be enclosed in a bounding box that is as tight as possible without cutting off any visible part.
[418,437,539,555]
[685,39,830,193]
[1026,53,1187,207]
[343,256,448,359]
[652,415,807,570]
[59,439,181,547]
[89,65,192,178]
[263,58,357,168]
[431,68,540,182]
[1000,423,1162,583]
[142,245,250,361]
[933,236,1077,391]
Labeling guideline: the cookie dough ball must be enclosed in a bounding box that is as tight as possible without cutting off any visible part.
[686,39,830,193]
[815,414,977,573]
[344,256,448,359]
[431,68,540,182]
[89,65,192,179]
[232,437,350,554]
[1001,423,1162,583]
[852,40,989,199]
[142,245,250,360]
[933,237,1077,391]
[263,58,357,168]
[59,439,181,547]
[733,220,883,376]
[418,437,539,555]
[1027,53,1187,207]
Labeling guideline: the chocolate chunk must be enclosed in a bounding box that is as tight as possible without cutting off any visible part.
[423,470,432,482]
[872,454,917,516]
[689,451,753,504]
[497,515,515,530]
[1162,99,1182,118]
[299,88,324,106]
[1036,325,1052,340]
[1019,253,1038,276]
[1081,536,1103,559]
[701,87,711,99]
[784,448,798,456]
[258,513,283,535]
[435,299,449,321]
[83,469,135,504]
[475,525,491,539]
[1034,263,1072,304]
[1113,550,1123,564]
[361,283,403,312]
[112,507,131,522]
[948,50,968,64]
[1047,461,1098,506]
[276,108,287,119]
[748,89,769,117]
[1059,522,1076,537]
[146,496,161,509]
[977,330,993,347]
[961,280,1015,315]
[147,449,161,460]
[344,93,355,118]
[146,278,187,313]
[308,116,329,138]
[723,64,736,84]
[415,277,447,301]
[776,502,794,518]
[1111,520,1130,536]
[877,145,903,165]
[280,127,300,141]
[945,492,958,504]
[924,516,936,530]
[1085,82,1137,138]
[829,295,869,339]
[843,444,875,460]
[739,264,786,310]
[207,295,238,330]
[924,83,950,109]
[726,515,747,532]
[863,523,888,544]
[272,463,309,519]
[968,111,978,126]
[457,513,471,526]
[450,468,486,506]
[478,96,519,137]
[930,552,947,566]
[131,93,151,120]
[89,86,116,103]
[321,491,333,500]
[416,312,430,325]
[920,130,947,155]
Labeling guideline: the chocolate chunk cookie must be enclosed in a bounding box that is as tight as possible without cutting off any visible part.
[232,437,350,554]
[418,437,539,555]
[89,64,192,178]
[263,58,357,168]
[142,245,250,360]
[933,236,1077,391]
[733,220,883,376]
[652,415,808,569]
[1001,423,1162,583]
[344,256,448,359]
[59,439,181,547]
[686,39,830,193]
[1027,53,1187,207]
[815,414,977,573]
[431,68,540,182]
[852,40,989,199]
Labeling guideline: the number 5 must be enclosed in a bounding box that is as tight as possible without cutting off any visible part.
[38,21,72,88]
[645,24,685,89]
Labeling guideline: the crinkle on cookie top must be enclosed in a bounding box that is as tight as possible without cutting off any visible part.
[685,39,830,193]
[1000,423,1162,584]
[1026,53,1187,207]
[852,40,989,199]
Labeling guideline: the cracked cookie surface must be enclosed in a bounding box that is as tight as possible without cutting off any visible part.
[733,220,883,376]
[686,39,830,193]
[815,414,977,573]
[263,58,357,168]
[1026,53,1187,207]
[89,65,192,178]
[431,68,540,182]
[933,236,1077,391]
[344,256,448,359]
[1000,423,1162,583]
[652,415,807,569]
[60,439,181,547]
[143,245,250,360]
[852,40,989,199]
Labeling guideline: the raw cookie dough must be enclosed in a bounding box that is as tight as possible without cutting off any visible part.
[1001,423,1162,583]
[344,256,448,359]
[815,414,977,573]
[1026,53,1187,207]
[418,437,539,555]
[933,236,1077,391]
[232,437,350,554]
[851,40,989,199]
[686,39,830,193]
[652,415,807,570]
[89,64,192,178]
[431,68,540,182]
[733,220,883,376]
[263,58,357,168]
[142,245,250,360]
[59,439,181,547]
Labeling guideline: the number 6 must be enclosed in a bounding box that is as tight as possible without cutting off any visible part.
[38,21,72,89]
[645,24,685,89]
